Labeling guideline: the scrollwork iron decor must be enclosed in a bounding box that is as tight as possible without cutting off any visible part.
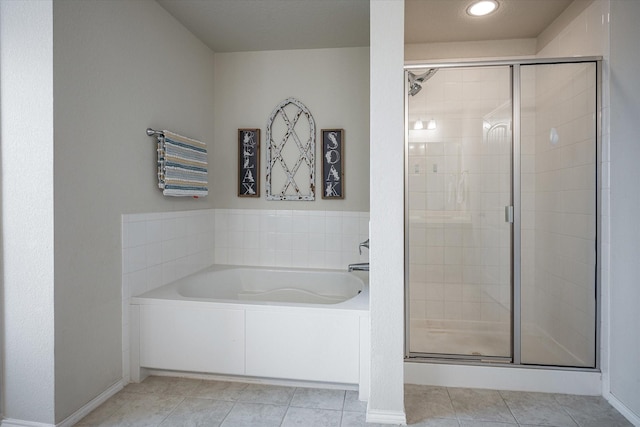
[265,97,315,201]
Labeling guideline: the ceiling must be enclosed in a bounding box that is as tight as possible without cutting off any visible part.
[156,0,370,52]
[405,0,574,44]
[156,0,577,53]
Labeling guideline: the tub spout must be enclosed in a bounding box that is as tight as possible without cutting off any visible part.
[348,262,369,272]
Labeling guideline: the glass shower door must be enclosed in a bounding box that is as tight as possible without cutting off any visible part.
[519,62,597,367]
[406,66,513,360]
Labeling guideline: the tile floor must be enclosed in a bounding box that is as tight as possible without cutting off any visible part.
[76,376,633,427]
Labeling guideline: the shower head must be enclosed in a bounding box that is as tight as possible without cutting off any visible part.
[408,68,438,96]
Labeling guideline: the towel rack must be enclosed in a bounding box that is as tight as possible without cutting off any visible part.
[146,128,164,137]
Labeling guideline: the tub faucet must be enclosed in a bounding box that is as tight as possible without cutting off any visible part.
[348,262,369,272]
[359,238,369,255]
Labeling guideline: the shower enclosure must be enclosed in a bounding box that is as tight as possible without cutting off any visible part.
[405,58,600,368]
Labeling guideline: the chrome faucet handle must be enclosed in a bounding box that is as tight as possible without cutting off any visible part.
[358,239,369,255]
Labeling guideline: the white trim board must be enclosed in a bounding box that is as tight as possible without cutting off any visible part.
[405,362,601,395]
[366,408,407,425]
[604,391,640,427]
[1,380,122,426]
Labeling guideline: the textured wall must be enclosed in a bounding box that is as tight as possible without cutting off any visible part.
[52,0,215,421]
[212,47,370,212]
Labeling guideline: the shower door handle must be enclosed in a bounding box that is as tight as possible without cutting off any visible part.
[505,206,514,223]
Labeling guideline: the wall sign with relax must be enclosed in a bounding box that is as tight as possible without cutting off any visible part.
[238,128,260,197]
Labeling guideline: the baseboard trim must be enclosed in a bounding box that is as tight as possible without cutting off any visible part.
[1,419,54,427]
[604,391,640,426]
[366,408,407,425]
[55,380,124,427]
[405,361,602,395]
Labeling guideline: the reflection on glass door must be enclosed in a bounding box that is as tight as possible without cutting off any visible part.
[406,66,513,359]
[520,62,597,367]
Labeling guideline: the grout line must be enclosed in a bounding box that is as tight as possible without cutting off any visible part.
[218,399,239,427]
[445,387,462,425]
[499,391,521,426]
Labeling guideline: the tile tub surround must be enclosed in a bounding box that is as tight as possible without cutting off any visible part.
[121,209,216,383]
[213,209,370,270]
[77,376,633,426]
[121,208,370,382]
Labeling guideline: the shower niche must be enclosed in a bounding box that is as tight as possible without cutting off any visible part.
[405,60,599,369]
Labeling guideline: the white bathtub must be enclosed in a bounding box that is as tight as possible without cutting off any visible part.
[129,265,370,390]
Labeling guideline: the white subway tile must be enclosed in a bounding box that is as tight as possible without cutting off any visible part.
[325,216,342,235]
[228,231,244,249]
[308,233,326,252]
[291,250,309,268]
[128,269,147,298]
[161,239,179,263]
[275,233,292,251]
[291,215,309,233]
[324,251,342,270]
[145,220,163,244]
[244,214,260,232]
[227,248,243,265]
[228,212,245,232]
[214,247,228,265]
[308,251,326,269]
[215,209,229,231]
[239,230,258,250]
[274,250,292,267]
[123,245,146,273]
[292,233,309,252]
[145,242,162,267]
[243,248,261,266]
[146,265,163,292]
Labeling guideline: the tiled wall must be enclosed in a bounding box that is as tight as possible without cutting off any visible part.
[121,209,216,381]
[121,208,370,381]
[213,209,370,270]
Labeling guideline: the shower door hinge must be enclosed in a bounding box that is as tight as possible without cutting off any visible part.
[505,206,514,223]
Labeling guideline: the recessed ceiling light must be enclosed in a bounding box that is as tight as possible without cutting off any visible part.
[467,0,498,17]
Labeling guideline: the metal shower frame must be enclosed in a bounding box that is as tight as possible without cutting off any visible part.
[403,56,603,371]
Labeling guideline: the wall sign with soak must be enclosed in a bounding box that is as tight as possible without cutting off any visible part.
[321,129,344,199]
[238,128,260,197]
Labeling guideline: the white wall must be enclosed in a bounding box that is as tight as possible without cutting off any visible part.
[367,0,406,424]
[0,1,56,423]
[608,0,640,421]
[212,48,370,212]
[52,0,215,422]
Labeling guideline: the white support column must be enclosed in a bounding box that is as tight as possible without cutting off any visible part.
[0,0,56,424]
[367,0,406,424]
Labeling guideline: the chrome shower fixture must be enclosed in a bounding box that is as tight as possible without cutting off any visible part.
[408,68,438,96]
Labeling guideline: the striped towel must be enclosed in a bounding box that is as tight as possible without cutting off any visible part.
[157,130,208,197]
